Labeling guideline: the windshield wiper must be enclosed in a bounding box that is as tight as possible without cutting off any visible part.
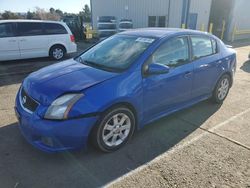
[81,60,121,72]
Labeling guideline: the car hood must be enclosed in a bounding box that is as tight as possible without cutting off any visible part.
[23,59,118,105]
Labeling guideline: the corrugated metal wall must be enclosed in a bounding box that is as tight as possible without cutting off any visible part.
[227,0,250,40]
[189,0,212,30]
[92,0,173,29]
[91,0,211,30]
[169,0,183,28]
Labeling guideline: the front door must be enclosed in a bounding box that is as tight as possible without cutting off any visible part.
[143,36,194,122]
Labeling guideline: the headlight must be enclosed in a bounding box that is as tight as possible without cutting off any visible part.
[44,93,84,120]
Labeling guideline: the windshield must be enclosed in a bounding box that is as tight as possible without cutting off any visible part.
[77,35,155,71]
[119,23,133,29]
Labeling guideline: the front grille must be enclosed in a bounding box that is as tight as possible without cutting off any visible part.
[20,88,39,112]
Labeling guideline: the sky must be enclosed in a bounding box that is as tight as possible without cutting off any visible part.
[0,0,90,13]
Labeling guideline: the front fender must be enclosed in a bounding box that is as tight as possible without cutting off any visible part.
[68,70,144,124]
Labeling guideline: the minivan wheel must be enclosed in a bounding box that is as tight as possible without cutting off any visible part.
[91,107,135,152]
[50,46,65,60]
[212,74,231,104]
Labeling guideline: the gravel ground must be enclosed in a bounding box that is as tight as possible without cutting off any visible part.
[0,42,250,188]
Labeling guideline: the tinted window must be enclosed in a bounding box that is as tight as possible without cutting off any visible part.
[158,16,166,27]
[148,16,157,27]
[148,16,166,27]
[152,37,189,67]
[44,23,67,35]
[119,22,133,29]
[0,23,14,38]
[17,22,43,36]
[191,36,214,59]
[97,23,116,30]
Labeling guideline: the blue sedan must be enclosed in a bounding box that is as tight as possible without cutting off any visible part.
[15,28,236,152]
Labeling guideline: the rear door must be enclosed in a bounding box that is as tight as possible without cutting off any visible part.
[17,22,49,59]
[191,35,222,98]
[0,22,20,61]
[44,23,69,49]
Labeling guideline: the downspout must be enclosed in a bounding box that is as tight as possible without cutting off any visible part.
[167,0,171,27]
[186,0,191,26]
[90,0,93,28]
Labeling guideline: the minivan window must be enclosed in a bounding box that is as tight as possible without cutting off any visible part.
[191,36,214,59]
[44,23,67,35]
[17,22,43,36]
[0,23,14,38]
[152,37,189,67]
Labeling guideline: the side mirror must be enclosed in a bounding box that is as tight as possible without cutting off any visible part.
[146,63,170,75]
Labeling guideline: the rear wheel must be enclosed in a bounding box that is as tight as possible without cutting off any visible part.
[91,106,135,152]
[212,74,231,104]
[50,45,65,60]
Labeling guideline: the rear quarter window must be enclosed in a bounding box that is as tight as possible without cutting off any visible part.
[44,23,68,35]
[211,38,218,54]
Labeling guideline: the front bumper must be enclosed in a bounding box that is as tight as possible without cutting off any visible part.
[15,90,98,153]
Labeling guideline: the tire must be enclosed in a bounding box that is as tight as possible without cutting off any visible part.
[91,106,136,152]
[49,45,66,60]
[211,74,231,104]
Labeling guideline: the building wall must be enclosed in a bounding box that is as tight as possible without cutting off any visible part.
[91,0,171,29]
[189,0,212,30]
[91,0,211,30]
[168,0,183,28]
[227,0,250,41]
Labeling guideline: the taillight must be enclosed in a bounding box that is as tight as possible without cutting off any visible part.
[70,35,75,43]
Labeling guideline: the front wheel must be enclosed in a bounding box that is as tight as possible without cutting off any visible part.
[91,107,136,152]
[212,74,231,104]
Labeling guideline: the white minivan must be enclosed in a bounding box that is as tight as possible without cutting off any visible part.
[0,20,77,61]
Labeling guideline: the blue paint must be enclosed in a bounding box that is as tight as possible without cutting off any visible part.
[15,28,237,152]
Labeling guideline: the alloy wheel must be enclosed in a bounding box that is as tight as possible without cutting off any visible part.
[53,48,64,60]
[102,113,131,147]
[217,77,230,100]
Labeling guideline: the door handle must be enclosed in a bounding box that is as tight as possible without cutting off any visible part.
[184,71,192,78]
[217,60,222,64]
[8,39,16,42]
[20,39,27,42]
[216,60,223,67]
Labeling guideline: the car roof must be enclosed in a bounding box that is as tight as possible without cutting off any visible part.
[0,19,64,24]
[120,28,210,38]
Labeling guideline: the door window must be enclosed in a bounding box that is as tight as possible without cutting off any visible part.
[151,37,189,67]
[0,23,14,38]
[211,38,218,54]
[191,36,214,59]
[17,22,43,36]
[44,23,67,35]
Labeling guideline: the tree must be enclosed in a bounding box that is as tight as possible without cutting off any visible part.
[81,4,91,22]
[1,11,19,19]
[26,11,35,19]
[55,9,63,17]
[35,7,60,21]
[49,7,55,14]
